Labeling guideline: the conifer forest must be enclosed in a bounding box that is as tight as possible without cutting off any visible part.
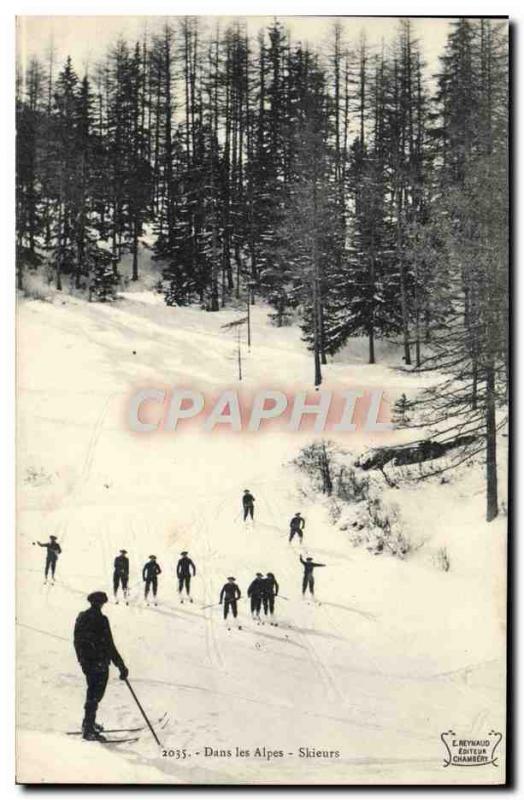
[16,17,509,521]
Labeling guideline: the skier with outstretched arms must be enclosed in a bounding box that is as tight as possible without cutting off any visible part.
[300,555,326,598]
[177,551,196,602]
[219,577,242,628]
[34,535,61,583]
[142,555,161,605]
[113,549,129,604]
[73,591,128,741]
[289,512,305,543]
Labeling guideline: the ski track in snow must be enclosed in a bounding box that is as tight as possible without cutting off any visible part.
[16,294,506,784]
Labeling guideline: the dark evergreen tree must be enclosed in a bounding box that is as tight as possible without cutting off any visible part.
[16,57,46,288]
[395,19,508,522]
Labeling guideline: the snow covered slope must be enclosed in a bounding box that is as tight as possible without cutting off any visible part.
[16,291,506,784]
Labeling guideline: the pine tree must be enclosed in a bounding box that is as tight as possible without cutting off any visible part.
[271,48,336,384]
[16,57,46,288]
[401,19,508,522]
[50,56,81,290]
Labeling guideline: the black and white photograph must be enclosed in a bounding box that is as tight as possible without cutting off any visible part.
[13,11,509,785]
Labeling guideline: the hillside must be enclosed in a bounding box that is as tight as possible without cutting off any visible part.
[16,285,507,784]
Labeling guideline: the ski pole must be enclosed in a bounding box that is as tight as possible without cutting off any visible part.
[124,678,163,747]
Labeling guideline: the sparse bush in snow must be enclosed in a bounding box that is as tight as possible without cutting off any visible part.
[21,272,54,302]
[337,511,408,557]
[294,441,411,560]
[327,498,342,524]
[337,502,368,533]
[361,498,409,557]
[293,440,337,496]
[335,464,370,502]
[23,466,52,487]
[434,547,451,572]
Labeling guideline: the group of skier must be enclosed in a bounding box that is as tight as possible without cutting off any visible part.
[36,506,323,609]
[114,550,197,605]
[219,571,280,627]
[243,490,306,544]
[35,495,313,604]
[70,553,327,739]
[35,538,198,606]
[36,511,323,614]
[44,487,329,742]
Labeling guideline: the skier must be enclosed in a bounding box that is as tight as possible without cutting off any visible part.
[242,489,255,522]
[219,577,241,625]
[300,555,326,597]
[262,572,279,623]
[176,551,196,602]
[247,572,266,621]
[73,591,128,741]
[289,512,305,543]
[113,549,129,604]
[142,555,161,604]
[35,535,62,583]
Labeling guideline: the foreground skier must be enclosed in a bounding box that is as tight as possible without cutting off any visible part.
[219,577,241,625]
[300,555,326,597]
[73,591,128,740]
[35,535,62,583]
[176,551,196,602]
[142,555,161,604]
[242,489,255,521]
[289,512,305,542]
[113,549,129,603]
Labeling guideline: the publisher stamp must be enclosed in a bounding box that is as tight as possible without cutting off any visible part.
[440,730,503,767]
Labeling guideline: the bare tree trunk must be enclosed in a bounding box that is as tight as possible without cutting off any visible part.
[312,247,322,387]
[56,202,63,291]
[132,219,139,281]
[485,362,498,521]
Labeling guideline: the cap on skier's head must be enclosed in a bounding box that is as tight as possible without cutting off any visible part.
[227,576,236,581]
[181,551,188,555]
[87,591,108,606]
[306,557,313,561]
[120,549,127,554]
[50,535,57,540]
[295,512,301,516]
[149,554,156,560]
[256,572,263,577]
[244,489,249,493]
[267,572,274,578]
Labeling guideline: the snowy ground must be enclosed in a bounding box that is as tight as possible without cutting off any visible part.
[16,283,507,784]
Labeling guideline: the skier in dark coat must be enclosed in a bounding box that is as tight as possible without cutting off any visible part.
[247,572,265,620]
[219,577,241,620]
[289,512,305,542]
[177,551,196,601]
[36,536,62,582]
[242,489,255,521]
[262,572,279,618]
[73,591,128,740]
[300,555,326,596]
[113,550,129,603]
[142,555,161,602]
